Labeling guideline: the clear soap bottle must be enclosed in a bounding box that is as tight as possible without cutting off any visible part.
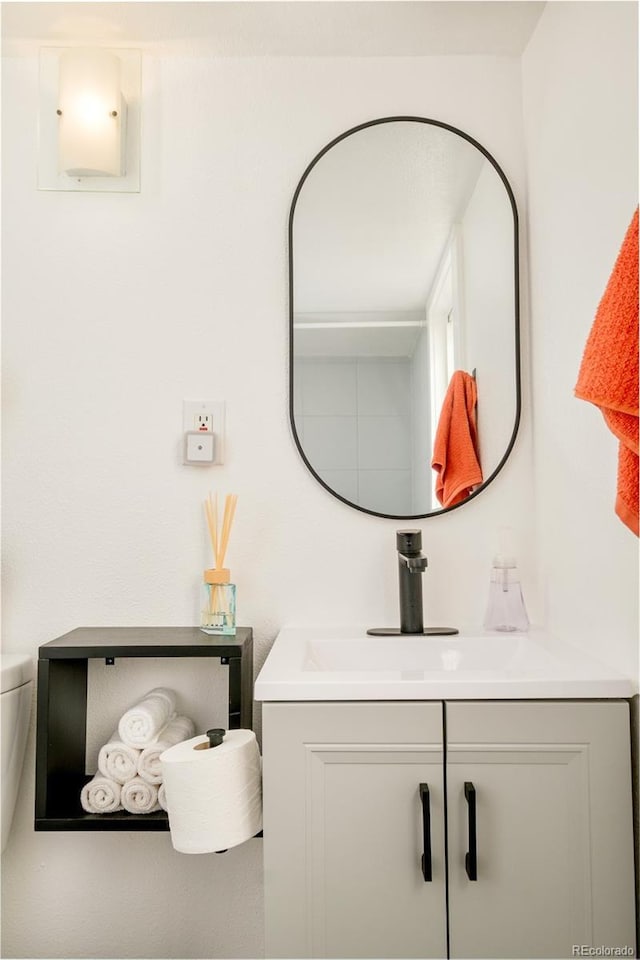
[483,528,529,632]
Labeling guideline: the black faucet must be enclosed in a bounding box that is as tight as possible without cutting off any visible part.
[396,530,428,633]
[367,530,458,637]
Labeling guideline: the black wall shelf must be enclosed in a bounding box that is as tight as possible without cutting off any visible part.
[35,627,253,832]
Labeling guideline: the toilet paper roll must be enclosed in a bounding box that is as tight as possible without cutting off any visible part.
[160,730,262,854]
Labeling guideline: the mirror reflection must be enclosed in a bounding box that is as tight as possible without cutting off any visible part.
[291,118,520,518]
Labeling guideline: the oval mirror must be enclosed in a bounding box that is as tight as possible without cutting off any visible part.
[289,117,521,519]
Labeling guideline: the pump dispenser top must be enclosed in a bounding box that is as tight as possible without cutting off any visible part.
[494,526,516,568]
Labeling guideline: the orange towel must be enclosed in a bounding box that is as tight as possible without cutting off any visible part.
[575,208,639,536]
[431,370,483,508]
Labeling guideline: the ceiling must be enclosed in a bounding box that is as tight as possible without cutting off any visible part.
[2,2,546,56]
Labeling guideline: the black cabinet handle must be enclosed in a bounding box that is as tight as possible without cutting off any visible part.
[419,783,432,881]
[464,781,477,881]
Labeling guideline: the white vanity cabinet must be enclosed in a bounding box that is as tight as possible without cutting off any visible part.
[262,699,635,960]
[263,701,447,959]
[445,701,635,958]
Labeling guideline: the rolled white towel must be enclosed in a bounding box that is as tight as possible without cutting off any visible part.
[137,716,196,784]
[81,776,122,814]
[117,688,177,748]
[158,782,168,812]
[121,777,161,814]
[98,732,141,785]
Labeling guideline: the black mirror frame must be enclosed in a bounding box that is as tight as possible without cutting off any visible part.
[289,115,521,520]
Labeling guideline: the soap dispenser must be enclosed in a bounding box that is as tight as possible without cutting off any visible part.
[483,527,529,632]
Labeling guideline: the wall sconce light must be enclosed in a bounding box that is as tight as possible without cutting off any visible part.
[57,49,125,177]
[38,47,141,192]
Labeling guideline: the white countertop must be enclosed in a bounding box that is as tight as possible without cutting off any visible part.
[254,626,635,701]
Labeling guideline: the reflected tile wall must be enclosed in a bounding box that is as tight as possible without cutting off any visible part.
[295,359,412,513]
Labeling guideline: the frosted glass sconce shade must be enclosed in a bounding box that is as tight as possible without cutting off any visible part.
[38,47,140,192]
[57,50,124,177]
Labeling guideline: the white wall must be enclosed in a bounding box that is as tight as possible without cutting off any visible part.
[522,1,639,678]
[1,49,534,959]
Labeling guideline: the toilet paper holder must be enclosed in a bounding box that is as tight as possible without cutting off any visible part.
[206,728,225,748]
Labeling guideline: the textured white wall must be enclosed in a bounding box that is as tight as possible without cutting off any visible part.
[1,49,533,959]
[522,1,639,677]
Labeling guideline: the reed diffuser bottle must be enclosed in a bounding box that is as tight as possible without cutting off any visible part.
[201,492,237,636]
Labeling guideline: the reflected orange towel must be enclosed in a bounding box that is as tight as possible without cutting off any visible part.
[431,370,483,508]
[575,208,639,536]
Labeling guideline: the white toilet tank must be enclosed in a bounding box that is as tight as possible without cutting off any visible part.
[1,653,34,853]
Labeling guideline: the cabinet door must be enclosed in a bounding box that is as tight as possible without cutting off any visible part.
[446,701,635,959]
[263,701,446,959]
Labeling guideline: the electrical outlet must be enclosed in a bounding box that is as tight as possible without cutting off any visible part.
[195,413,212,432]
[182,401,225,465]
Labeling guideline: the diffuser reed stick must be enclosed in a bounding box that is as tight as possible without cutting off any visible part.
[218,495,237,567]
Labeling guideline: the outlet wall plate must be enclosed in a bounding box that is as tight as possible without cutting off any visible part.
[183,400,225,464]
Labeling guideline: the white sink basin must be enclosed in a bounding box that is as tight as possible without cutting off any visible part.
[254,626,634,701]
[303,634,553,674]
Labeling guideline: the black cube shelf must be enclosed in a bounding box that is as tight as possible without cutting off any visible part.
[35,627,253,831]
